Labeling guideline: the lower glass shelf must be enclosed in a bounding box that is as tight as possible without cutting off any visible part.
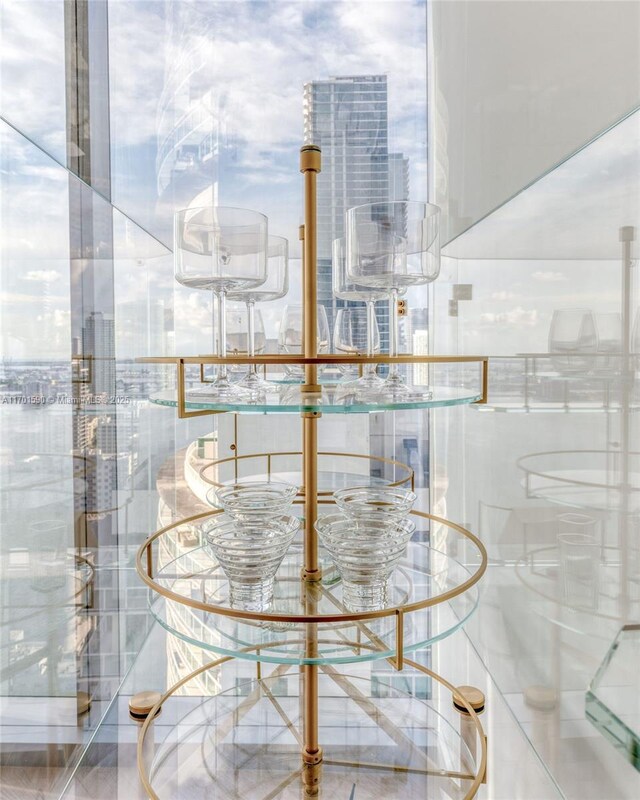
[142,668,483,799]
[149,539,480,665]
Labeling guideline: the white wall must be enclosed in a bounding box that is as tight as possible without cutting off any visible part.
[431,0,640,242]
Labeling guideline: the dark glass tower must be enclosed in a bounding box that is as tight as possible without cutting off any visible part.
[303,75,409,351]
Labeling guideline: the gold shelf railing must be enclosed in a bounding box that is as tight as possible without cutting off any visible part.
[136,353,489,418]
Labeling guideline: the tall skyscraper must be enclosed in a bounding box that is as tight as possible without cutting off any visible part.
[81,312,116,396]
[303,75,409,351]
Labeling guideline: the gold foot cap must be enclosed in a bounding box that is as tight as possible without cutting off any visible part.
[453,685,485,715]
[129,690,162,720]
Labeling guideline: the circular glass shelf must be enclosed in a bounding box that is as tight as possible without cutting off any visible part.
[142,668,482,800]
[198,451,414,496]
[148,538,480,665]
[212,470,392,493]
[150,384,482,414]
[514,544,640,634]
[518,450,640,512]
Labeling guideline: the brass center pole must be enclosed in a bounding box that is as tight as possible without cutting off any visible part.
[301,145,321,394]
[299,144,323,795]
[300,144,322,583]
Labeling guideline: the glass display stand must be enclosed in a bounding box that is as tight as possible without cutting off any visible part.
[135,145,489,799]
[587,624,640,771]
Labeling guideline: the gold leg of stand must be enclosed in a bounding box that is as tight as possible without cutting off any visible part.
[300,143,323,795]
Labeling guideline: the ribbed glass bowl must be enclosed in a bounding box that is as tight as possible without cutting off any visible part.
[315,512,416,612]
[333,485,417,519]
[202,514,300,611]
[208,480,299,520]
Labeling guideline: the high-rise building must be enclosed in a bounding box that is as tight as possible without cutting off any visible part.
[303,75,409,351]
[388,153,410,201]
[82,312,116,396]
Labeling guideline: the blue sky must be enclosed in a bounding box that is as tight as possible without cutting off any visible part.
[1,0,429,359]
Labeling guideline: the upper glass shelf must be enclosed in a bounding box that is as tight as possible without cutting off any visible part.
[150,384,483,414]
[149,539,480,665]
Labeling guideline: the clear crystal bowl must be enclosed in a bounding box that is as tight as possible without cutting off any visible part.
[208,481,299,520]
[202,514,300,611]
[315,512,416,612]
[332,486,417,519]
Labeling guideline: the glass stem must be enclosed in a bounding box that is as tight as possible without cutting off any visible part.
[211,291,218,355]
[247,300,257,376]
[365,299,377,378]
[389,288,399,380]
[209,290,218,382]
[218,288,228,381]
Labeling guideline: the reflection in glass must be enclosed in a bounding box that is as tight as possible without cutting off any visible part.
[595,312,622,373]
[556,512,598,538]
[548,308,598,374]
[632,308,640,355]
[558,532,599,609]
[28,520,68,592]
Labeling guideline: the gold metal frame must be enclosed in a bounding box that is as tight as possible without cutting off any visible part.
[143,352,490,418]
[135,144,490,797]
[135,504,487,627]
[198,449,415,494]
[136,650,488,800]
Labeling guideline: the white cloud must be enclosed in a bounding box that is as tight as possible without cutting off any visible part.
[0,1,67,160]
[480,307,538,326]
[532,271,567,282]
[25,270,61,282]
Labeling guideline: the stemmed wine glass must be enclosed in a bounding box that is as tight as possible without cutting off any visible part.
[548,309,598,375]
[227,235,288,391]
[346,201,440,398]
[278,304,330,380]
[174,206,268,400]
[225,305,266,376]
[332,237,386,391]
[333,307,381,383]
[595,312,622,374]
